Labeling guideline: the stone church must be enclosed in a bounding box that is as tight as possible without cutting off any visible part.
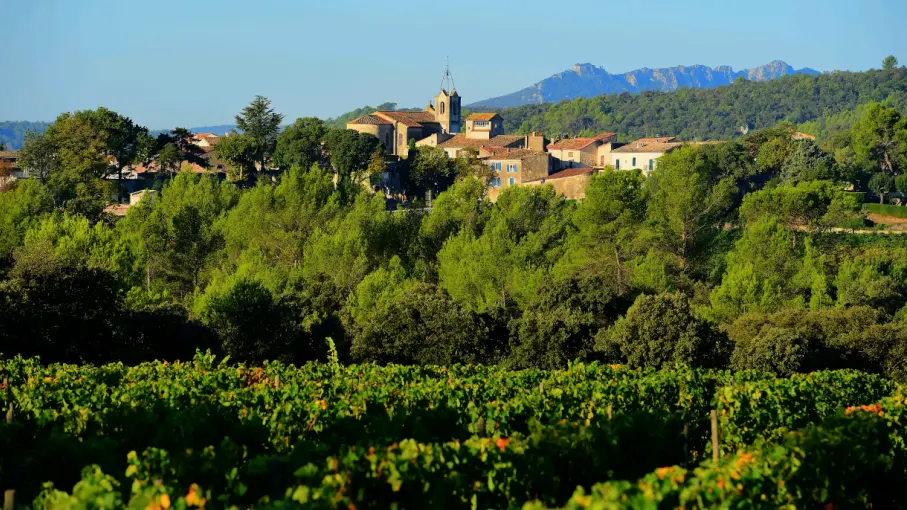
[346,70,462,157]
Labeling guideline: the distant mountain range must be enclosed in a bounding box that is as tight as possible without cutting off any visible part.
[468,60,820,109]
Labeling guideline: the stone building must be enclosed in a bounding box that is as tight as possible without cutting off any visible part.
[346,69,462,158]
[523,167,596,200]
[547,133,617,169]
[482,148,552,201]
[610,137,683,174]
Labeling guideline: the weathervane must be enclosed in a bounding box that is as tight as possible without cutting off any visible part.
[440,57,456,92]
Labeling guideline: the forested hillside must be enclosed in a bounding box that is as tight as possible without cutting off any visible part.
[490,68,907,140]
[0,121,49,150]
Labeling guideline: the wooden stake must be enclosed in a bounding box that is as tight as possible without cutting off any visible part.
[710,410,720,463]
[3,377,14,510]
[683,422,690,468]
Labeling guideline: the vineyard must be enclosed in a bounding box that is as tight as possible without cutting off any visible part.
[1,353,905,509]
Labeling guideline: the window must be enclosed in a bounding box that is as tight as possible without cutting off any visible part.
[509,177,515,186]
[649,159,655,171]
[615,159,620,170]
[632,157,637,167]
[440,102,445,114]
[600,155,605,166]
[496,177,502,187]
[496,162,502,171]
[568,152,574,158]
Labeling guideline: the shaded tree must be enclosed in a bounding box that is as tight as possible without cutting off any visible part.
[598,292,726,369]
[851,102,907,175]
[868,172,896,204]
[645,146,737,279]
[17,129,57,184]
[323,129,381,202]
[274,117,326,171]
[235,95,284,171]
[215,132,257,181]
[883,55,899,70]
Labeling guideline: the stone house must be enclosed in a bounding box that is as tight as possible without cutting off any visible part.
[610,137,683,174]
[523,166,596,200]
[482,148,552,201]
[547,133,617,169]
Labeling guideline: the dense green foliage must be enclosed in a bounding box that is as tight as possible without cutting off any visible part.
[5,101,907,379]
[0,356,898,508]
[488,68,907,140]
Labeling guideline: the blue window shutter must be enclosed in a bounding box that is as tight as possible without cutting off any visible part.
[632,157,636,166]
[509,177,515,185]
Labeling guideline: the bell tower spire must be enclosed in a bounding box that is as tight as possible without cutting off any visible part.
[435,57,461,134]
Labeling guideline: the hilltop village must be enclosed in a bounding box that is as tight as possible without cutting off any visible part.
[345,75,698,201]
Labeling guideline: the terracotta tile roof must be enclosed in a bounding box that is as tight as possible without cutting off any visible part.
[611,139,683,153]
[526,167,595,182]
[374,110,438,128]
[793,131,816,141]
[347,114,393,126]
[103,203,131,216]
[634,136,677,144]
[547,132,617,150]
[0,151,19,159]
[481,148,547,159]
[467,113,500,121]
[437,134,523,150]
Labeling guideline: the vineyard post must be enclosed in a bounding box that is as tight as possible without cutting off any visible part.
[682,422,690,468]
[3,376,15,510]
[710,410,719,463]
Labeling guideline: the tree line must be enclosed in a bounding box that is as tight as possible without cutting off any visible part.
[476,66,907,141]
[2,93,907,379]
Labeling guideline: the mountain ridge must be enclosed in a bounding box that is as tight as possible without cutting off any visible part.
[468,60,820,109]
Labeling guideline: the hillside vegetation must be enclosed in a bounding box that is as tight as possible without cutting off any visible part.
[487,68,907,140]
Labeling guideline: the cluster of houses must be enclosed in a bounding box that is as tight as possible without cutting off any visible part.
[1,72,709,207]
[346,76,697,200]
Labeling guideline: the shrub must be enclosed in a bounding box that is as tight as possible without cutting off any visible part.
[730,326,808,376]
[597,292,727,369]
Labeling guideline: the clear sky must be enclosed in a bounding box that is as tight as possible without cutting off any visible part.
[3,0,906,129]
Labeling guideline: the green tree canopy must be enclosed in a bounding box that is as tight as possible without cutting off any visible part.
[851,102,907,175]
[273,117,326,171]
[235,95,284,171]
[598,292,725,369]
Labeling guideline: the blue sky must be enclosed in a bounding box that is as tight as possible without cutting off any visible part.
[3,0,906,129]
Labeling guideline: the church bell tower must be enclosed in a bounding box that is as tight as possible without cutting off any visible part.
[435,60,461,134]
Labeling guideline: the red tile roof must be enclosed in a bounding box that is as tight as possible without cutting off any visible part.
[481,148,546,159]
[0,151,18,159]
[348,114,393,126]
[437,134,523,150]
[636,137,676,143]
[103,203,131,216]
[374,110,438,128]
[467,113,500,121]
[611,139,683,153]
[526,167,595,182]
[547,133,617,150]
